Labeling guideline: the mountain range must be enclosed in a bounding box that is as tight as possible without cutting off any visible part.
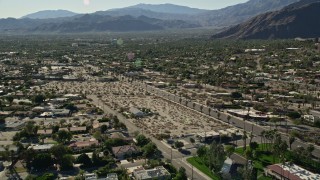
[0,0,318,38]
[212,0,320,39]
[22,10,78,19]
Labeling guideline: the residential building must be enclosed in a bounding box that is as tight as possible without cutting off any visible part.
[69,140,99,151]
[28,144,54,152]
[70,126,87,134]
[106,173,118,180]
[4,121,25,131]
[37,129,53,137]
[112,145,139,159]
[133,166,171,180]
[265,163,320,180]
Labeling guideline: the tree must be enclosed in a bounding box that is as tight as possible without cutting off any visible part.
[231,92,242,99]
[33,94,45,104]
[197,145,207,159]
[249,142,259,152]
[60,154,75,171]
[173,167,187,180]
[227,115,231,124]
[242,131,248,152]
[207,141,226,173]
[32,153,53,170]
[189,137,195,144]
[76,153,92,168]
[5,96,14,104]
[55,130,72,144]
[287,111,301,119]
[142,142,158,158]
[289,136,296,150]
[92,150,102,166]
[100,124,108,133]
[136,134,150,147]
[174,141,184,149]
[50,145,72,163]
[225,145,235,157]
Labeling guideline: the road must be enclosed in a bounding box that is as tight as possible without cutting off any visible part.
[133,80,320,158]
[88,95,211,180]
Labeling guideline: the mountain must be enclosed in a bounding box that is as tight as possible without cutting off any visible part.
[195,0,300,27]
[22,10,78,19]
[212,0,320,39]
[128,3,209,15]
[0,14,200,33]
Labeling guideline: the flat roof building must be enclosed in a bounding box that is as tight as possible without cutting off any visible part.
[265,163,320,180]
[133,166,171,180]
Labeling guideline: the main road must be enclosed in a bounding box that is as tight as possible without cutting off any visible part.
[88,95,211,180]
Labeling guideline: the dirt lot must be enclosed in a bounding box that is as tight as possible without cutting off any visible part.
[44,80,230,136]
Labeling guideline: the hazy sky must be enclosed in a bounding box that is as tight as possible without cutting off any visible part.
[0,0,248,18]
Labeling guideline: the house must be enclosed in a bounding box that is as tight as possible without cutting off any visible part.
[133,166,171,180]
[84,172,109,180]
[112,145,139,159]
[69,140,99,151]
[70,126,87,134]
[4,121,25,131]
[304,110,320,123]
[106,173,118,180]
[52,109,70,117]
[129,107,144,118]
[37,129,53,137]
[28,144,54,152]
[265,163,320,180]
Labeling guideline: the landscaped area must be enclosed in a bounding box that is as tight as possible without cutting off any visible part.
[235,144,274,180]
[187,156,219,180]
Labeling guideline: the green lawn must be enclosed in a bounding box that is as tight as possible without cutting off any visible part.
[235,144,277,180]
[186,157,219,180]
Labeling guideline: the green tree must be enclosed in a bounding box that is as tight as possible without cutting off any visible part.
[136,134,150,147]
[76,153,92,168]
[207,141,226,173]
[60,154,75,171]
[32,153,53,170]
[173,167,187,180]
[142,142,158,158]
[33,94,45,104]
[197,145,207,159]
[55,130,72,144]
[174,141,184,149]
[289,135,296,150]
[50,144,72,163]
[225,145,235,157]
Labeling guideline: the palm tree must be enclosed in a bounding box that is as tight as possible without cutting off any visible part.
[248,132,254,145]
[242,131,248,152]
[231,133,236,145]
[227,115,231,124]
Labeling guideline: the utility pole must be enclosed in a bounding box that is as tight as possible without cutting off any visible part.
[192,164,194,180]
[171,147,173,162]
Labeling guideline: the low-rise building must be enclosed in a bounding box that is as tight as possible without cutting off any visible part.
[69,140,99,151]
[112,145,139,159]
[4,121,25,131]
[265,163,320,180]
[37,129,53,137]
[28,144,54,152]
[133,166,171,180]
